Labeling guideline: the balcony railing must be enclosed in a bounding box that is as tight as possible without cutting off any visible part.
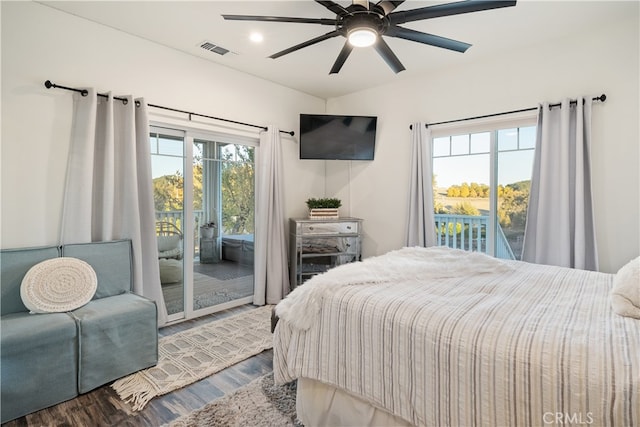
[155,210,205,230]
[434,214,515,260]
[155,211,515,260]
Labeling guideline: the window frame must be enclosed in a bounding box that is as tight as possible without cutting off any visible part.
[149,122,258,321]
[429,111,537,257]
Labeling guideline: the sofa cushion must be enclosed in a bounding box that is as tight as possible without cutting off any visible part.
[71,293,158,393]
[1,246,60,315]
[0,311,78,423]
[62,240,133,298]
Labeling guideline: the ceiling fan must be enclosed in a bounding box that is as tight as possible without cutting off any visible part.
[223,0,517,74]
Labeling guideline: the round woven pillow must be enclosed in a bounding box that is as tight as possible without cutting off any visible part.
[20,257,98,313]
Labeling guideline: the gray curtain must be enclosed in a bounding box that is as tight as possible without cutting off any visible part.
[522,97,598,270]
[61,89,168,325]
[405,123,437,247]
[254,126,289,305]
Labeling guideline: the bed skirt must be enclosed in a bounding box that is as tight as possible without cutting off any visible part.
[297,378,413,427]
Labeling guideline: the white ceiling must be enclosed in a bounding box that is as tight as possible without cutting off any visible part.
[39,1,632,99]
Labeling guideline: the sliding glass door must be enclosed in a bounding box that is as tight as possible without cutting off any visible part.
[192,139,255,312]
[151,127,256,322]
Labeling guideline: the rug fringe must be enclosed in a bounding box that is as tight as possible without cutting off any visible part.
[111,305,274,411]
[111,373,158,411]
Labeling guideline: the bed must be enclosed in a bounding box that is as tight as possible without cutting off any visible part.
[273,246,639,427]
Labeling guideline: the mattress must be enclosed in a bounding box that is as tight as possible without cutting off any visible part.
[273,247,640,426]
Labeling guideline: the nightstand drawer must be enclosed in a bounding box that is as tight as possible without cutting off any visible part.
[299,221,359,235]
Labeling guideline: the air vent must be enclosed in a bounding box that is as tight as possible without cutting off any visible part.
[199,41,230,56]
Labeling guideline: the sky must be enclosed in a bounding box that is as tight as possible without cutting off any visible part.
[433,150,535,188]
[432,126,536,188]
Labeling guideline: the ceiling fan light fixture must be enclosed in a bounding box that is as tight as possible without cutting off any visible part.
[249,32,264,43]
[348,27,377,47]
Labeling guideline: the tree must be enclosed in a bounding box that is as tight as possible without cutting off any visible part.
[220,145,255,234]
[452,202,480,216]
[498,180,531,230]
[153,171,184,212]
[434,200,448,214]
[459,183,470,198]
[447,185,461,197]
[445,182,490,198]
[152,144,256,235]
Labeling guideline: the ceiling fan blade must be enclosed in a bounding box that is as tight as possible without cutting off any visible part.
[315,0,351,16]
[374,38,406,73]
[389,0,517,25]
[269,30,341,59]
[386,25,471,53]
[222,15,337,25]
[329,42,354,74]
[376,1,405,15]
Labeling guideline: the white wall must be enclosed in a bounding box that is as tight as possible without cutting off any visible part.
[2,2,638,274]
[326,10,639,273]
[1,1,326,249]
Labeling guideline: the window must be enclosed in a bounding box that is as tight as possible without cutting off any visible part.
[432,119,536,260]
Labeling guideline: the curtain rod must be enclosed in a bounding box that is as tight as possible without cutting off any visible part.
[409,94,607,130]
[44,80,295,136]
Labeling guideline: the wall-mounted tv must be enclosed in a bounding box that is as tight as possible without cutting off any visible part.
[299,114,377,160]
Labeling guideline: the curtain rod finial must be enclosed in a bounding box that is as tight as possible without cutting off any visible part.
[599,94,606,102]
[44,80,53,89]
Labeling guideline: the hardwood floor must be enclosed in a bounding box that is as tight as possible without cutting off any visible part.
[3,305,274,427]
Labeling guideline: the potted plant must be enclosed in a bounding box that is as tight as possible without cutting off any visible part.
[306,197,342,219]
[200,222,217,239]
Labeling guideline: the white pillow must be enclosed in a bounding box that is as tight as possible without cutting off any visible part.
[610,256,640,319]
[157,235,180,252]
[21,257,97,314]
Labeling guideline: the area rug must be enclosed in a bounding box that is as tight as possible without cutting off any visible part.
[112,305,274,411]
[165,372,301,427]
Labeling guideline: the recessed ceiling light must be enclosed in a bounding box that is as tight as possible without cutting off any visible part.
[249,32,264,43]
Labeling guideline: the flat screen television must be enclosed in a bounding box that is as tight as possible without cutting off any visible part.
[299,114,377,160]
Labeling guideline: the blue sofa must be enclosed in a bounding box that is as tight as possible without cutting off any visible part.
[0,239,158,423]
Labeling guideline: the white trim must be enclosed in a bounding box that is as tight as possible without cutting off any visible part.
[149,111,260,146]
[488,131,497,257]
[183,134,195,318]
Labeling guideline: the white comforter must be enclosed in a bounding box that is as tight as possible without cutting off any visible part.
[273,247,639,426]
